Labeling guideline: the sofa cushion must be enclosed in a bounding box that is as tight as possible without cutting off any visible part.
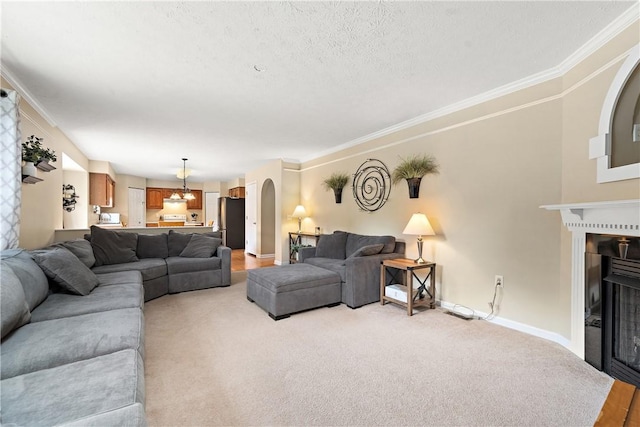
[166,256,222,274]
[347,243,384,258]
[180,234,222,258]
[1,308,144,379]
[90,225,139,266]
[315,232,348,259]
[30,281,144,322]
[168,230,192,257]
[54,238,96,268]
[0,349,145,427]
[1,265,31,339]
[31,247,99,296]
[345,233,396,257]
[304,257,347,282]
[91,258,166,281]
[137,233,168,259]
[1,249,49,311]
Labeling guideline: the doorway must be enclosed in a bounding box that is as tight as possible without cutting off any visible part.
[127,188,145,227]
[205,192,220,228]
[260,179,276,256]
[245,182,257,255]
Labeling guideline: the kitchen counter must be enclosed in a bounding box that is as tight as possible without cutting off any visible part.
[54,225,214,243]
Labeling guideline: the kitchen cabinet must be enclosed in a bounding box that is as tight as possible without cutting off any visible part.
[229,187,245,198]
[187,189,202,210]
[146,187,164,209]
[163,188,176,199]
[90,173,115,207]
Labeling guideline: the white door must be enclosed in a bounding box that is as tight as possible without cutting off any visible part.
[245,181,257,255]
[128,188,145,227]
[205,192,220,228]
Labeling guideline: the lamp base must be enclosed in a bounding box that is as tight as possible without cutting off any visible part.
[414,238,427,264]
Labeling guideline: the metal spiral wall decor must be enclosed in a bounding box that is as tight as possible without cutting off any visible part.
[352,159,391,212]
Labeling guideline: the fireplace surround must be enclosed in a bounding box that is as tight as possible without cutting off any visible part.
[542,200,640,362]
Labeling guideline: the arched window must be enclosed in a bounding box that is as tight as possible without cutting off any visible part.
[589,44,640,183]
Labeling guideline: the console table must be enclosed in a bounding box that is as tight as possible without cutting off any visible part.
[380,258,436,316]
[288,232,320,263]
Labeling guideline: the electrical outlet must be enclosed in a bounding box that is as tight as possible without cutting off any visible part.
[495,275,504,287]
[634,124,640,143]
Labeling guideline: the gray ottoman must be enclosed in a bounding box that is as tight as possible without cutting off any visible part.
[247,264,342,320]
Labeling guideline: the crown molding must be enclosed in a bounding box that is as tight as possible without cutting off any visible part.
[558,4,639,75]
[300,6,640,164]
[1,66,57,127]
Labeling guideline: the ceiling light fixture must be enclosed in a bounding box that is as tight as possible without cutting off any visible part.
[171,158,196,201]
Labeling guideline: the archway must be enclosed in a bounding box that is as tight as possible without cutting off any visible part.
[260,179,276,255]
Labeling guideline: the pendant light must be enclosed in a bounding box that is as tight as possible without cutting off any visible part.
[181,158,196,200]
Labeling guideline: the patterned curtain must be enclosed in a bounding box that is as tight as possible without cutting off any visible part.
[1,89,21,250]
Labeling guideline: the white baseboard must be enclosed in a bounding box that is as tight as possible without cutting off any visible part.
[256,253,275,259]
[439,300,572,350]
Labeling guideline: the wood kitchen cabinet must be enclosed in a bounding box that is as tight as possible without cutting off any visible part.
[90,173,115,207]
[186,189,202,210]
[146,187,164,209]
[229,187,245,198]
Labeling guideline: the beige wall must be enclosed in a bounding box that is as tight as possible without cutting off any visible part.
[2,77,91,249]
[246,20,640,340]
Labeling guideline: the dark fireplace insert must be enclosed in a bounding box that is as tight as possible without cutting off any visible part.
[585,234,640,386]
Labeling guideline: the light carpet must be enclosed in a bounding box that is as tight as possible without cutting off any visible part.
[144,271,612,426]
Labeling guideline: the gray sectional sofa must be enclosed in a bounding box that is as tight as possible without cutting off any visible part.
[298,231,405,308]
[0,227,231,426]
[87,226,230,301]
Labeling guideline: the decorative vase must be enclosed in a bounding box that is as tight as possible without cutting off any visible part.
[619,238,630,259]
[406,177,422,198]
[333,188,343,204]
[22,161,37,177]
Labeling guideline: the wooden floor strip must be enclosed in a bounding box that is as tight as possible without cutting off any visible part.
[595,380,636,426]
[625,389,640,427]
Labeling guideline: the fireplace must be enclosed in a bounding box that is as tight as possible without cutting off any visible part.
[585,235,640,386]
[542,199,640,360]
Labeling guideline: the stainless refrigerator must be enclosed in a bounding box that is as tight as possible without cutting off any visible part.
[218,197,245,249]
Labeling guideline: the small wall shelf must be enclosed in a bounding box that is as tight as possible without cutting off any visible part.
[36,161,56,172]
[22,175,43,184]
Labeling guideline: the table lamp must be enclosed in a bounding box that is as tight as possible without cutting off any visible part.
[402,213,435,264]
[291,205,307,234]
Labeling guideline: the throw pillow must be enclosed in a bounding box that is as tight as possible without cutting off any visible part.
[54,238,96,268]
[1,266,31,339]
[180,234,222,258]
[90,225,139,267]
[31,247,99,296]
[315,232,348,259]
[347,243,384,259]
[137,233,169,259]
[168,230,193,257]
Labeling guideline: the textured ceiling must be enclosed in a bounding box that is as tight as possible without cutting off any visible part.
[1,1,636,182]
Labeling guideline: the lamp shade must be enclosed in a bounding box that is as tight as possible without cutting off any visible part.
[291,205,307,219]
[402,213,435,236]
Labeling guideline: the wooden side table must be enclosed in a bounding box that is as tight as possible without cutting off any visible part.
[380,258,436,316]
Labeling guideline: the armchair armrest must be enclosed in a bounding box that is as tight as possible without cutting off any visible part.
[298,246,317,263]
[217,245,231,286]
[343,253,403,308]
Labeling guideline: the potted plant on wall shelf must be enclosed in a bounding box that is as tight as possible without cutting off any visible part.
[22,135,57,176]
[391,154,439,198]
[322,172,350,203]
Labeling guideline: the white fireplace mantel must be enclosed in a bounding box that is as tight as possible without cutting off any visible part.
[541,199,640,357]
